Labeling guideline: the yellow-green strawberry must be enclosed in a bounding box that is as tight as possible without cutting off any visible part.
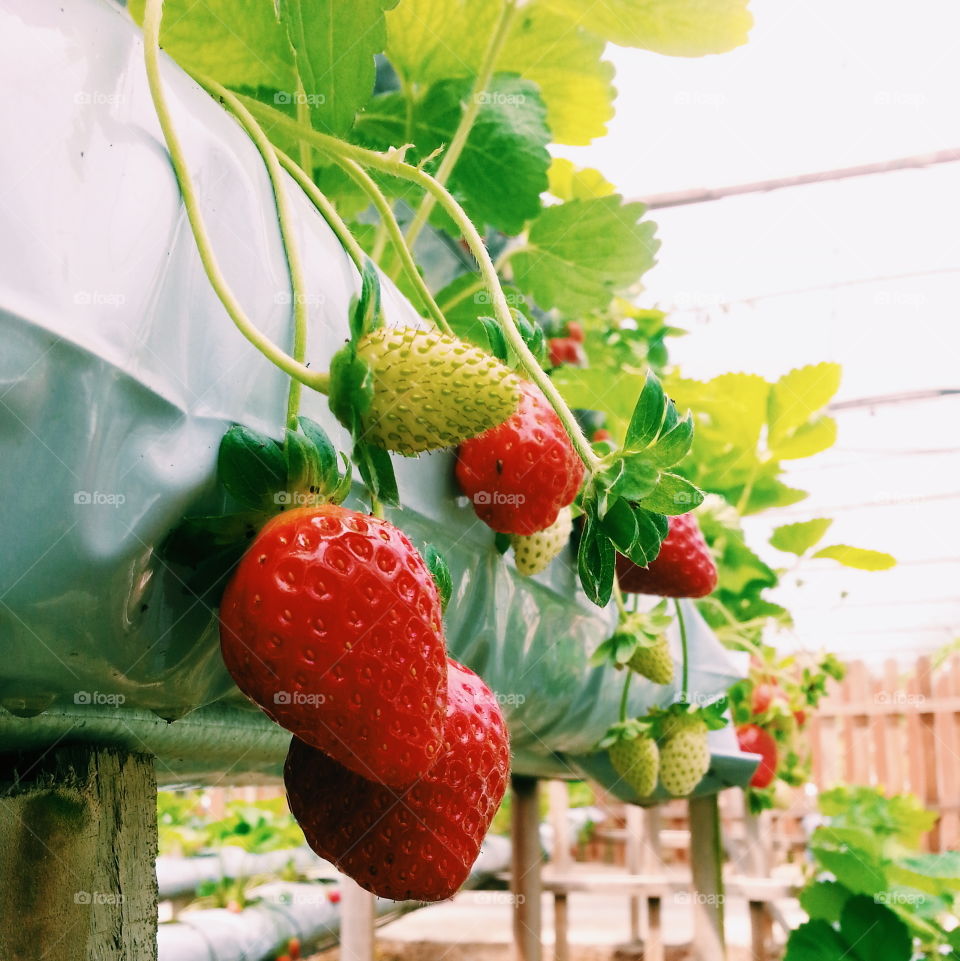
[627,636,674,685]
[510,506,573,576]
[659,716,710,796]
[609,732,659,797]
[356,327,520,455]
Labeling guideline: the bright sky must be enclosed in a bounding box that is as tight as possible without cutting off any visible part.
[563,0,960,662]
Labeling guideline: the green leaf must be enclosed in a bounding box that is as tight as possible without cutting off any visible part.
[800,880,852,923]
[511,195,659,315]
[351,260,383,340]
[772,415,837,460]
[768,363,842,446]
[770,518,833,557]
[539,0,753,56]
[356,76,551,234]
[649,413,694,467]
[839,895,912,961]
[551,367,643,431]
[578,507,615,606]
[784,919,851,961]
[638,473,703,515]
[279,0,397,136]
[548,158,616,199]
[162,513,263,566]
[297,417,340,491]
[217,425,286,510]
[353,441,399,506]
[624,374,666,450]
[423,544,453,611]
[328,346,374,430]
[811,836,887,897]
[600,497,640,554]
[435,274,532,349]
[610,456,659,502]
[385,0,616,145]
[889,852,960,894]
[625,508,669,566]
[128,0,294,91]
[813,545,897,571]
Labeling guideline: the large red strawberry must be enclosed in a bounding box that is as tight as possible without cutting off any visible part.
[284,658,510,902]
[616,513,717,597]
[220,505,448,787]
[456,381,585,535]
[737,723,778,789]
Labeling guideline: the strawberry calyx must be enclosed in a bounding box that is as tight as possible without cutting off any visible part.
[645,696,728,743]
[597,716,653,751]
[590,600,673,670]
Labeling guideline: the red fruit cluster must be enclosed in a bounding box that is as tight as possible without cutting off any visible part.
[548,337,586,367]
[456,381,585,535]
[285,659,510,902]
[219,506,510,902]
[737,723,778,789]
[616,513,717,598]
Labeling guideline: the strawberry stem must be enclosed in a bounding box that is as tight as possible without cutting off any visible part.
[234,97,604,476]
[331,158,454,335]
[619,669,632,723]
[403,0,520,250]
[613,580,628,617]
[675,598,690,705]
[141,5,327,400]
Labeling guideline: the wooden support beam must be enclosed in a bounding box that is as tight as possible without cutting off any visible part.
[625,804,643,942]
[689,795,726,961]
[511,775,542,961]
[340,876,375,961]
[0,745,158,961]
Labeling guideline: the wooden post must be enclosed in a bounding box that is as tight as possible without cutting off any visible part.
[625,804,643,943]
[643,807,665,961]
[743,803,772,961]
[546,781,570,961]
[511,775,542,961]
[0,745,158,961]
[340,876,375,961]
[689,795,726,961]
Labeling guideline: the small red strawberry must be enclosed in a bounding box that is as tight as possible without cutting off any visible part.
[751,682,787,716]
[737,723,778,789]
[566,321,585,343]
[456,381,585,535]
[616,513,717,597]
[548,337,586,367]
[592,428,612,443]
[286,938,301,960]
[285,658,510,902]
[220,505,448,787]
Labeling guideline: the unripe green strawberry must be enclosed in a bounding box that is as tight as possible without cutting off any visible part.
[659,717,710,796]
[510,506,573,576]
[356,327,520,455]
[627,636,674,685]
[609,733,659,797]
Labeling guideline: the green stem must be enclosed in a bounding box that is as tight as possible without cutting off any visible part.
[619,669,633,723]
[294,76,313,183]
[613,580,627,618]
[273,149,366,273]
[437,277,485,314]
[403,0,520,250]
[141,5,326,397]
[333,158,453,335]
[675,598,690,706]
[236,96,603,474]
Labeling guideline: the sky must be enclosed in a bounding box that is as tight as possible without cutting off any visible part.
[562,0,960,662]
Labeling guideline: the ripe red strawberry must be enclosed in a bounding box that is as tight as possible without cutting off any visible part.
[548,337,586,367]
[616,513,717,597]
[737,723,778,789]
[566,321,585,343]
[456,381,585,535]
[592,428,612,443]
[220,505,448,787]
[751,682,787,715]
[284,658,510,902]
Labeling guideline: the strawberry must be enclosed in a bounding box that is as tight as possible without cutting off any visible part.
[627,635,674,685]
[220,505,448,787]
[284,658,510,902]
[737,723,778,789]
[355,327,520,455]
[287,938,301,960]
[658,715,710,796]
[566,321,585,343]
[510,506,573,576]
[456,381,585,535]
[592,428,612,443]
[548,337,586,367]
[793,708,807,728]
[608,731,659,797]
[616,513,717,598]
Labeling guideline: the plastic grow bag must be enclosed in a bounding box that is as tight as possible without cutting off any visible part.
[0,0,757,796]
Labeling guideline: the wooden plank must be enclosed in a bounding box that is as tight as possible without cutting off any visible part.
[0,746,158,961]
[553,893,569,961]
[625,804,643,943]
[511,776,543,961]
[688,795,726,961]
[816,695,960,717]
[340,877,375,961]
[647,897,664,961]
[871,671,890,788]
[916,657,940,850]
[905,671,926,799]
[808,714,824,786]
[547,781,571,872]
[847,661,872,784]
[882,659,905,794]
[934,668,959,849]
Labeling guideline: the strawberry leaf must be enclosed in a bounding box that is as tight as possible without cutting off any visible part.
[638,473,704,515]
[298,417,340,492]
[624,373,667,450]
[353,440,399,506]
[578,503,616,606]
[162,513,264,567]
[648,412,694,467]
[423,544,452,611]
[813,545,897,571]
[610,456,659,502]
[770,518,833,557]
[218,426,287,511]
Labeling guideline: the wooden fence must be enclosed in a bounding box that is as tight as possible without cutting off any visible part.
[808,654,960,851]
